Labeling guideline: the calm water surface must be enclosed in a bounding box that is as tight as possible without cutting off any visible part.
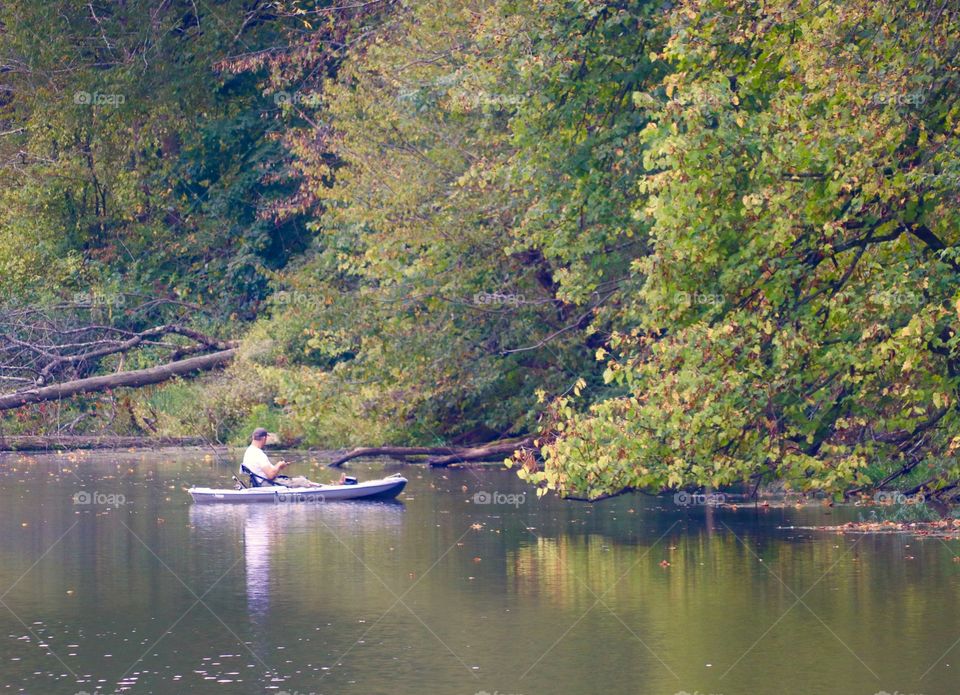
[1,449,959,695]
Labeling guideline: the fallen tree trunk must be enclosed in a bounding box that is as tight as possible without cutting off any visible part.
[328,445,461,467]
[0,348,237,411]
[427,437,535,467]
[0,435,207,451]
[328,437,535,468]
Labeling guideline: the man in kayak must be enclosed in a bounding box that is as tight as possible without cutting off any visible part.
[243,427,322,487]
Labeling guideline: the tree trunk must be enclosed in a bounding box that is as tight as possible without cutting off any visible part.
[426,437,535,466]
[328,437,535,467]
[0,348,237,411]
[328,445,462,467]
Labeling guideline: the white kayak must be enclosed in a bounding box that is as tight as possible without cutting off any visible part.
[188,474,407,504]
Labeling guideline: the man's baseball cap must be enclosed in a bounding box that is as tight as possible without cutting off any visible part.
[252,427,269,440]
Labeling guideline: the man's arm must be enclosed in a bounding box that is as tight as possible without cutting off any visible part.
[260,459,290,480]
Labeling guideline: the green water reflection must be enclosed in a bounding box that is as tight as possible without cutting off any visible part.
[0,449,958,694]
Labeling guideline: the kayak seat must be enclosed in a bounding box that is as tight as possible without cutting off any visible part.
[240,464,290,488]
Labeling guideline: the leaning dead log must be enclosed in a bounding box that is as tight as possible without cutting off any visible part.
[426,437,535,467]
[0,348,237,411]
[328,437,535,468]
[0,435,206,451]
[328,445,460,467]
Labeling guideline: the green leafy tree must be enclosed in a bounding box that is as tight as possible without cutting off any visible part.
[531,0,960,500]
[0,0,309,314]
[252,0,647,444]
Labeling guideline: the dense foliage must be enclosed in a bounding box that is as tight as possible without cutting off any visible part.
[526,0,960,498]
[3,0,959,501]
[243,0,655,445]
[0,0,311,313]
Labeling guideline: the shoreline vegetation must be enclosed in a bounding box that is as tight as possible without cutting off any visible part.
[5,438,959,530]
[8,437,954,532]
[1,1,959,505]
[0,436,533,468]
[0,435,207,451]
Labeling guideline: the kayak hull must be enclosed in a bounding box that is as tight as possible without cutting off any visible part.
[188,475,407,504]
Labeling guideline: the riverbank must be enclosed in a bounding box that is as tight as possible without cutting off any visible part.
[0,435,208,451]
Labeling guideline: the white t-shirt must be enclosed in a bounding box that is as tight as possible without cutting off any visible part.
[242,444,272,478]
